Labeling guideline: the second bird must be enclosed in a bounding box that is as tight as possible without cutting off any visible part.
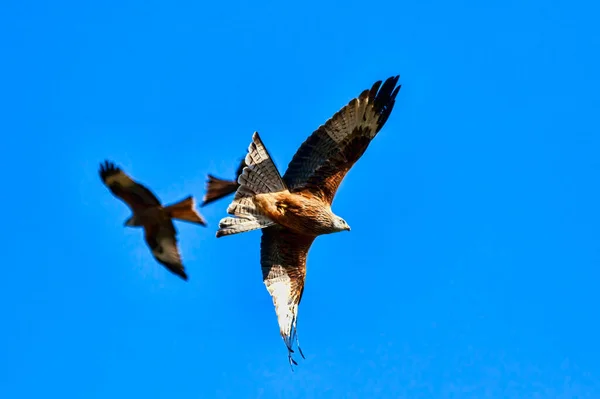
[99,161,207,281]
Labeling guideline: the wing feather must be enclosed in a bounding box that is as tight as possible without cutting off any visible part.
[261,226,316,365]
[282,76,401,204]
[144,220,187,280]
[99,160,161,211]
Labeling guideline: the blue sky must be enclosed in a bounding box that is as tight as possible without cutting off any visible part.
[1,0,599,397]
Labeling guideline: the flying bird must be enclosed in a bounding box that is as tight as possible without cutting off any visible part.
[216,76,401,366]
[99,161,207,280]
[201,158,246,207]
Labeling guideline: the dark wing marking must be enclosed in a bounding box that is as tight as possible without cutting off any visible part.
[282,76,401,204]
[234,157,247,180]
[260,226,316,366]
[144,220,187,280]
[99,160,161,211]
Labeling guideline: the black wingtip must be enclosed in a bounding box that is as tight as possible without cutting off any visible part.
[371,75,401,132]
[372,75,401,103]
[155,258,189,281]
[174,269,189,281]
[99,160,121,182]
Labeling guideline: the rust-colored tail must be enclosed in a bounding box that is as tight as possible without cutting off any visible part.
[164,196,207,226]
[201,175,239,207]
[202,157,246,207]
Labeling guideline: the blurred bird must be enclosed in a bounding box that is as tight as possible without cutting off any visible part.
[99,160,206,280]
[216,76,401,366]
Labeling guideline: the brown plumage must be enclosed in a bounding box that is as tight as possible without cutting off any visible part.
[99,160,207,281]
[201,158,246,207]
[217,76,401,366]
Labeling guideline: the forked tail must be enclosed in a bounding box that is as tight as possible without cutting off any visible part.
[202,158,246,207]
[201,175,239,207]
[164,196,207,226]
[216,132,286,238]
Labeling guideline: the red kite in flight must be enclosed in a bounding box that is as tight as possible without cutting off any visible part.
[201,158,246,207]
[99,161,206,280]
[216,76,401,365]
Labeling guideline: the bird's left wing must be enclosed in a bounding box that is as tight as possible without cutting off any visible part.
[144,220,188,281]
[282,76,401,204]
[260,226,316,366]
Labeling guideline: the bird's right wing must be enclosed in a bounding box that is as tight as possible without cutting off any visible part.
[260,226,316,366]
[99,160,162,211]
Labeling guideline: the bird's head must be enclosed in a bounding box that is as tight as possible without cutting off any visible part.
[332,215,351,232]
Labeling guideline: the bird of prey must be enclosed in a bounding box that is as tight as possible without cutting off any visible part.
[99,161,207,280]
[216,76,401,365]
[201,158,246,207]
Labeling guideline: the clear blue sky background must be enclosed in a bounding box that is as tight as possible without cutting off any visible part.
[1,0,599,397]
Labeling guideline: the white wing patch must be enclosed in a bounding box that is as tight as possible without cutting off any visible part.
[264,265,299,355]
[152,235,182,266]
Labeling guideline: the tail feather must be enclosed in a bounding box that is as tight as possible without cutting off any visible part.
[216,132,285,238]
[164,196,207,226]
[236,132,286,197]
[201,175,239,207]
[216,216,272,237]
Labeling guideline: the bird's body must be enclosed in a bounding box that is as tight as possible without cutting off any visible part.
[252,190,348,236]
[217,76,402,366]
[99,161,206,280]
[125,206,170,227]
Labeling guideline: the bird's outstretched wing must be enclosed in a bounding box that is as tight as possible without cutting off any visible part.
[282,76,401,204]
[144,220,187,281]
[260,226,316,366]
[99,160,162,211]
